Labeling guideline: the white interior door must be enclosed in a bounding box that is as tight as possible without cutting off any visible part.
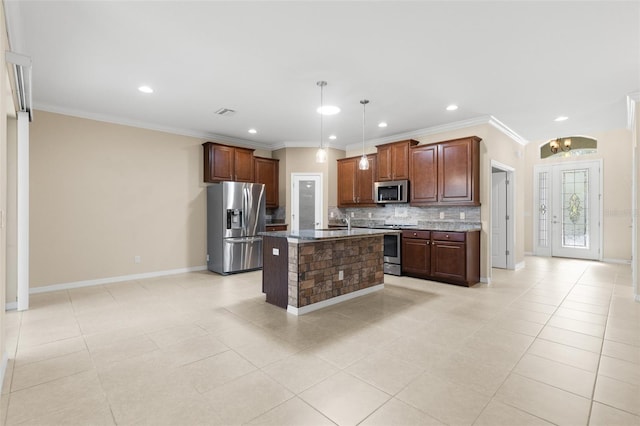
[534,161,601,260]
[492,171,508,268]
[291,173,323,232]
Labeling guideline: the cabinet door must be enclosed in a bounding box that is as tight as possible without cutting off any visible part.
[390,142,411,180]
[337,158,357,207]
[376,145,392,181]
[431,240,466,282]
[209,143,235,182]
[401,238,431,277]
[409,144,438,205]
[438,137,479,205]
[254,157,279,208]
[356,154,377,205]
[234,148,255,182]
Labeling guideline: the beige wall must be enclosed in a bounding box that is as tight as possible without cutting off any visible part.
[29,111,208,287]
[273,147,345,228]
[524,128,633,261]
[348,124,526,281]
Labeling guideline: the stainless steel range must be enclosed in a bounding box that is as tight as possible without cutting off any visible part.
[376,224,416,276]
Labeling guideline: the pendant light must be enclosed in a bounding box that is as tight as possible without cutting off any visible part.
[315,81,327,163]
[358,99,370,170]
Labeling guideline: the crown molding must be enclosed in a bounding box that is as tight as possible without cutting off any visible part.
[33,103,275,151]
[344,115,528,151]
[35,103,529,153]
[487,116,529,146]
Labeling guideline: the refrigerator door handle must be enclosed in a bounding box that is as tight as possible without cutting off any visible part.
[226,237,263,244]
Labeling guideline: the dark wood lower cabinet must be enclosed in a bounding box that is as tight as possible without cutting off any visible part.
[401,231,431,278]
[402,230,480,287]
[262,236,289,308]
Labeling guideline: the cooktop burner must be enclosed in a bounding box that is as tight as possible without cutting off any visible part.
[376,224,417,229]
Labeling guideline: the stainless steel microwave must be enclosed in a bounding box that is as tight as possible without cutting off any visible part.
[374,180,409,203]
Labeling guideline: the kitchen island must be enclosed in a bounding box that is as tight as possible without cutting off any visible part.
[260,228,398,315]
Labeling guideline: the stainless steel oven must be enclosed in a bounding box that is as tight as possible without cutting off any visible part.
[383,232,402,276]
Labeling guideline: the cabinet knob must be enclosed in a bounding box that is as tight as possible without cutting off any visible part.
[413,232,417,236]
[427,241,430,245]
[446,234,449,238]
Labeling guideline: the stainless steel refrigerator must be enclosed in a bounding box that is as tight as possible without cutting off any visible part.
[207,182,266,274]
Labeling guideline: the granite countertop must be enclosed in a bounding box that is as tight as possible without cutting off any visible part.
[327,220,482,232]
[260,228,399,241]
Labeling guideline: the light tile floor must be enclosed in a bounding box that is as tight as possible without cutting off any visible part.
[2,256,639,425]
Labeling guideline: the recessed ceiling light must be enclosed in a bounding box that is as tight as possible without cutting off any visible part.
[378,122,388,128]
[248,129,257,134]
[446,104,458,111]
[317,105,341,115]
[138,85,153,94]
[329,135,337,140]
[554,116,569,122]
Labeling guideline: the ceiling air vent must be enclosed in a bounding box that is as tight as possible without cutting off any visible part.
[215,108,236,117]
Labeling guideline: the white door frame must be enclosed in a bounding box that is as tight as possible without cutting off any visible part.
[533,159,603,261]
[291,173,323,232]
[490,160,516,270]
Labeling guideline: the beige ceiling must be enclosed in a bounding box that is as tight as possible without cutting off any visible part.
[4,1,639,150]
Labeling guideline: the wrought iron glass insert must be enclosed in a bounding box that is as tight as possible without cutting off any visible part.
[561,169,589,248]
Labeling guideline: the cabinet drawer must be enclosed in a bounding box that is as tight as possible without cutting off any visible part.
[402,230,431,239]
[432,231,465,242]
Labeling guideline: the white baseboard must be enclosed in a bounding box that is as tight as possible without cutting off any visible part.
[515,261,526,271]
[288,284,384,315]
[602,258,632,265]
[5,301,17,311]
[29,265,208,294]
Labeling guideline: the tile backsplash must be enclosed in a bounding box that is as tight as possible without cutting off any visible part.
[328,204,481,227]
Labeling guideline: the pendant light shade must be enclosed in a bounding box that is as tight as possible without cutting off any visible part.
[315,81,327,163]
[359,99,370,170]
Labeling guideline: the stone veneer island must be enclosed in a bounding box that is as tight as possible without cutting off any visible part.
[260,229,399,315]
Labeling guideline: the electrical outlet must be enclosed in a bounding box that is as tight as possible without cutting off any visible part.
[351,212,355,218]
[206,254,210,262]
[460,212,465,220]
[439,212,445,219]
[134,255,141,264]
[368,212,372,218]
[272,248,279,256]
[338,270,344,280]
[330,212,334,218]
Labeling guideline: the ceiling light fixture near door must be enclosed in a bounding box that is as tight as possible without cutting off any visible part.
[446,104,458,111]
[378,122,387,128]
[359,99,370,170]
[248,129,257,134]
[554,116,569,122]
[315,81,328,163]
[138,85,153,94]
[549,137,571,154]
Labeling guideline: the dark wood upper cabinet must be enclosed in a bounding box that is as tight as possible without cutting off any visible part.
[376,140,418,181]
[438,137,480,205]
[409,144,438,204]
[409,136,481,206]
[254,157,279,208]
[203,142,255,183]
[337,154,377,207]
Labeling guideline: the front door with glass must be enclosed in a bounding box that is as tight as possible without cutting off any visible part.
[534,161,601,260]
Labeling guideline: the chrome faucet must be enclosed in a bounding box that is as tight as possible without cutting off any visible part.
[343,215,351,231]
